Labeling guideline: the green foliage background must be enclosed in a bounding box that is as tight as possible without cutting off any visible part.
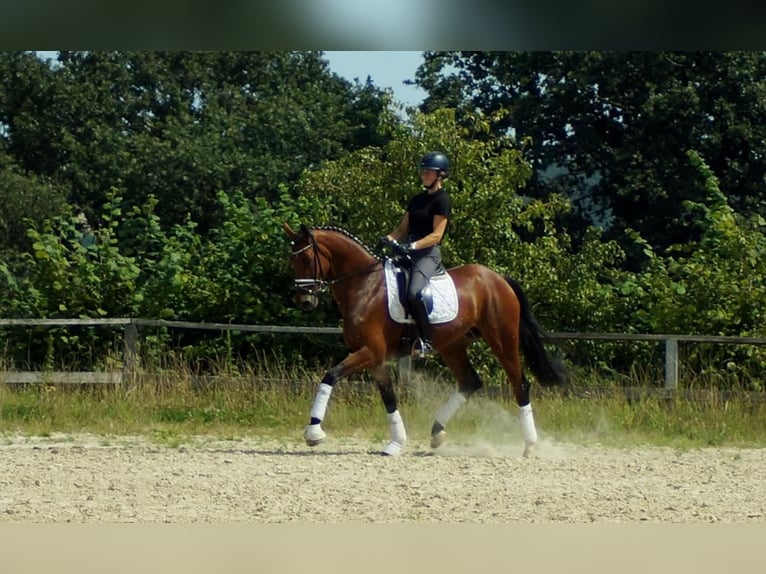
[2,51,766,392]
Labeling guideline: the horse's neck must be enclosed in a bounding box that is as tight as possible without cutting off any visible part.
[319,231,380,316]
[319,231,378,277]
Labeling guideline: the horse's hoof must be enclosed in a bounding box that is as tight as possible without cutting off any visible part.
[430,430,447,449]
[381,440,405,456]
[304,424,326,447]
[522,443,535,458]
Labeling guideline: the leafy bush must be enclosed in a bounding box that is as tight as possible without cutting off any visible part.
[2,110,766,390]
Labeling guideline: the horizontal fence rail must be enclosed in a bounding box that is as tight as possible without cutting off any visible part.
[2,318,766,389]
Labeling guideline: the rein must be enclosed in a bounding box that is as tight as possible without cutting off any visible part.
[290,232,381,294]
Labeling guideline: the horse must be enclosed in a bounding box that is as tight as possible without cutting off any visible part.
[283,223,566,456]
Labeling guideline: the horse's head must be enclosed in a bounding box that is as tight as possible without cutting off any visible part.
[283,222,330,311]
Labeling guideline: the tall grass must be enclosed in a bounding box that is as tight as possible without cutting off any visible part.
[535,363,766,448]
[1,352,766,449]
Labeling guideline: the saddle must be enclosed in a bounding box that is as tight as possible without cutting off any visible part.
[383,259,458,325]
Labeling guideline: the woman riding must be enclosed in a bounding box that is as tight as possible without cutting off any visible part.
[383,151,452,358]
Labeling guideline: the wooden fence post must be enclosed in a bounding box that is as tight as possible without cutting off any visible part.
[664,338,678,389]
[123,321,138,384]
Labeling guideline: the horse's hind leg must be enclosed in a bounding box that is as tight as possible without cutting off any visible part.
[507,366,539,457]
[485,327,538,457]
[515,376,538,457]
[370,364,407,456]
[430,342,483,448]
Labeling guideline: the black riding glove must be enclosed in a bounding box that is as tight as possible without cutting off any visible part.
[390,240,411,257]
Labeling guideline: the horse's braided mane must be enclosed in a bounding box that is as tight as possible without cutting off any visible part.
[313,225,381,260]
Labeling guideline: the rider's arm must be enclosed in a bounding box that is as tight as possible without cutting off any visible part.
[410,215,448,250]
[386,213,410,242]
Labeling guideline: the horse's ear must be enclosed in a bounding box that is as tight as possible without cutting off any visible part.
[299,223,310,235]
[283,222,299,239]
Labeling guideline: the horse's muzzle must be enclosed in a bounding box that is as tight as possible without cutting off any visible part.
[294,293,319,311]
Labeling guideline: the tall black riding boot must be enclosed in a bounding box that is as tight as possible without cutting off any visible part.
[409,298,434,358]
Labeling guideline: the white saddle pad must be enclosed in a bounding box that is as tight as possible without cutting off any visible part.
[384,259,458,325]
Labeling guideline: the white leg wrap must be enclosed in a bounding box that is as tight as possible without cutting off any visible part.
[382,410,407,456]
[388,410,407,444]
[309,383,333,421]
[303,423,326,446]
[435,392,467,427]
[519,403,538,446]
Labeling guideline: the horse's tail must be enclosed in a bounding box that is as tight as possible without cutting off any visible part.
[505,276,567,386]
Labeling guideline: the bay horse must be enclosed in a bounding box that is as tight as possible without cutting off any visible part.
[283,223,566,456]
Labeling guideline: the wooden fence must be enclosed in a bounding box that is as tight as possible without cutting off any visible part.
[2,318,766,389]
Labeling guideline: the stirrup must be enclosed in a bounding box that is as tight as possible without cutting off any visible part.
[413,338,434,358]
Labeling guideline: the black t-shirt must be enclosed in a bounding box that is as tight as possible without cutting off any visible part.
[406,189,452,242]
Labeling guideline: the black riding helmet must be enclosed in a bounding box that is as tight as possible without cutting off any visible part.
[419,151,449,178]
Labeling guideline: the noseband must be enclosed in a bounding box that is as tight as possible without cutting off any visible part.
[290,235,330,295]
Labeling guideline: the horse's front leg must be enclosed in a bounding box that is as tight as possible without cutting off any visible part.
[304,347,376,447]
[369,364,407,456]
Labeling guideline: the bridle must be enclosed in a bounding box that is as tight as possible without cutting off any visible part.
[289,230,381,296]
[290,237,330,295]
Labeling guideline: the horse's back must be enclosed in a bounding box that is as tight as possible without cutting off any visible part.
[447,263,508,288]
[447,263,517,310]
[441,264,524,339]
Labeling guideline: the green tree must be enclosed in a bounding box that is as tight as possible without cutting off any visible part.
[296,107,633,337]
[622,151,766,390]
[0,150,68,259]
[0,51,393,235]
[415,52,766,261]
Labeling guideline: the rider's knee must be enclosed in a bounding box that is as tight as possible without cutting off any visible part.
[409,287,433,314]
[409,289,426,305]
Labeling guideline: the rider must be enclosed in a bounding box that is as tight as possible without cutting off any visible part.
[383,151,452,358]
